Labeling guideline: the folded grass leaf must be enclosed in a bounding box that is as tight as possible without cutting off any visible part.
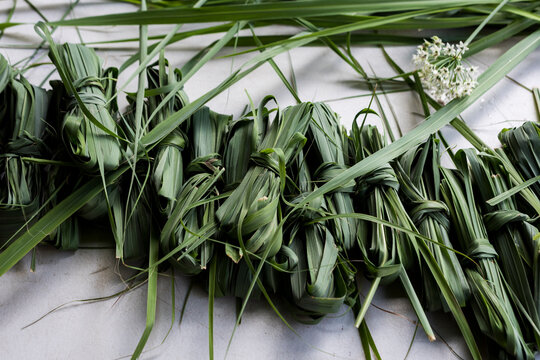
[216,101,312,258]
[46,43,122,171]
[463,148,540,350]
[0,56,49,247]
[441,151,534,359]
[499,122,540,206]
[349,124,435,341]
[395,137,470,311]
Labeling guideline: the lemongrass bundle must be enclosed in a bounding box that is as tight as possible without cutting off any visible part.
[40,47,124,251]
[282,149,355,323]
[47,43,122,171]
[394,137,469,311]
[161,106,229,274]
[441,152,534,359]
[143,58,221,272]
[461,148,540,352]
[0,54,49,246]
[146,57,189,216]
[102,77,153,260]
[214,108,267,292]
[499,122,540,204]
[305,103,356,251]
[216,101,312,259]
[350,124,434,339]
[110,135,151,259]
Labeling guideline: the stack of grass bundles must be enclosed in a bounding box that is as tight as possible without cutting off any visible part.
[3,37,540,358]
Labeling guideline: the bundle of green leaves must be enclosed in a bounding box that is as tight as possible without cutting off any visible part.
[348,123,435,340]
[1,0,540,356]
[0,54,49,248]
[395,137,469,312]
[441,151,535,359]
[464,148,540,354]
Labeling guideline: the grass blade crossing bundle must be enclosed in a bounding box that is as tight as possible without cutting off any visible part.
[163,106,229,274]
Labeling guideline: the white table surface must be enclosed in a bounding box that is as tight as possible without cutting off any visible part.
[1,1,539,359]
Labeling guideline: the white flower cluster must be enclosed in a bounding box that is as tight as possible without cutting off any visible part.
[413,36,478,104]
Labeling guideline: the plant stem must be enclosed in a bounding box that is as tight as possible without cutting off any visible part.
[464,0,510,46]
[355,277,382,328]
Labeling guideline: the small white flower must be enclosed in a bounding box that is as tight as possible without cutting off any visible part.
[412,36,478,104]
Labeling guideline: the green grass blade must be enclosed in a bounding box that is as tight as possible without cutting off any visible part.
[467,18,536,56]
[354,277,381,328]
[0,0,17,39]
[227,8,456,58]
[502,4,540,22]
[534,88,540,119]
[140,9,448,149]
[52,0,516,26]
[131,227,159,359]
[0,22,21,31]
[487,174,540,206]
[463,0,510,46]
[208,258,216,360]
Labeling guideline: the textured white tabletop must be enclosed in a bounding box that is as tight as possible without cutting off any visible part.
[1,1,539,359]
